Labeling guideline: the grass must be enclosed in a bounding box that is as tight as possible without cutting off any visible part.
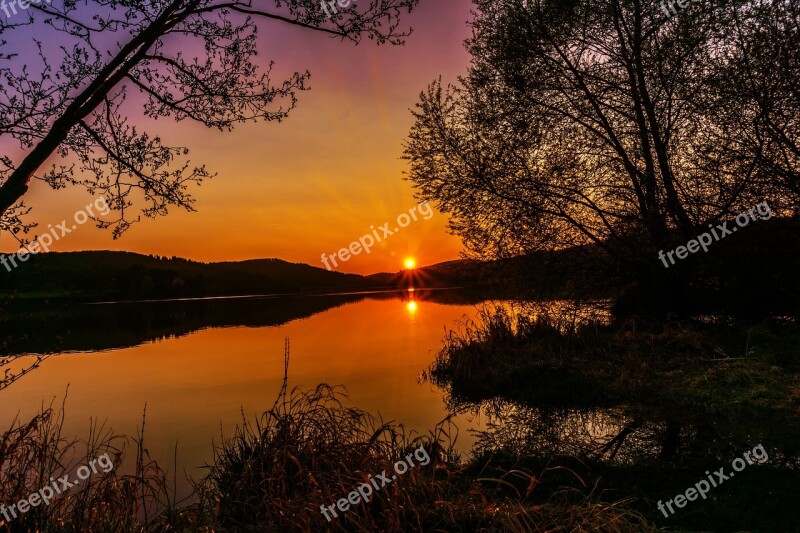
[8,308,796,532]
[425,305,800,420]
[0,345,654,532]
[423,305,800,531]
[0,400,180,532]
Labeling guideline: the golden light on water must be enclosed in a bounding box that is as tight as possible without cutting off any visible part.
[406,301,418,314]
[404,257,416,270]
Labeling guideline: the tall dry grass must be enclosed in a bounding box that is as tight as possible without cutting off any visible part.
[0,399,183,532]
[0,340,654,532]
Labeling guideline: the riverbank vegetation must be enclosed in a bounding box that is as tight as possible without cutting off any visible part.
[0,363,653,532]
[2,307,798,531]
[426,306,800,531]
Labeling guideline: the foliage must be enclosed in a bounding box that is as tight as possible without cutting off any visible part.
[0,0,420,236]
[404,0,800,266]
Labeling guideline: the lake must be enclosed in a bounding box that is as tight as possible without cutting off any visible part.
[0,288,491,492]
[3,289,800,531]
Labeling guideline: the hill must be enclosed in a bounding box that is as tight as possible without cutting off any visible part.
[0,251,485,302]
[0,251,375,301]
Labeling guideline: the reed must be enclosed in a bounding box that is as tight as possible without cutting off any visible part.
[0,340,652,532]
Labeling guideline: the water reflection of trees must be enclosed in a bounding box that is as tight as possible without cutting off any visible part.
[0,288,487,357]
[467,399,799,468]
[471,401,671,464]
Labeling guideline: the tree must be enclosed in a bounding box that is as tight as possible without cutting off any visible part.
[707,0,800,200]
[404,0,799,271]
[0,0,419,239]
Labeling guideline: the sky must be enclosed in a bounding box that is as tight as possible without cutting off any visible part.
[0,0,474,274]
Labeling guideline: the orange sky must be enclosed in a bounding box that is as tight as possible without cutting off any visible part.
[0,0,473,274]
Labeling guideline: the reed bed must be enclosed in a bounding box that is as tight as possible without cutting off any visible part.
[0,341,653,532]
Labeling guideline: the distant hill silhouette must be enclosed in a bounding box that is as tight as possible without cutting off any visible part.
[365,259,488,288]
[4,215,799,315]
[0,251,369,301]
[0,251,485,302]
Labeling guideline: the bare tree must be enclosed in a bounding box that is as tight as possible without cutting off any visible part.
[706,0,800,203]
[0,0,419,237]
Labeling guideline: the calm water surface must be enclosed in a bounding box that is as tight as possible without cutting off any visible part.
[1,289,490,486]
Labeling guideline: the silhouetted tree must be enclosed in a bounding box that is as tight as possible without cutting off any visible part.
[0,0,419,237]
[707,0,800,200]
[404,0,799,270]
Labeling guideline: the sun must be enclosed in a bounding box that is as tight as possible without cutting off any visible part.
[404,257,416,270]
